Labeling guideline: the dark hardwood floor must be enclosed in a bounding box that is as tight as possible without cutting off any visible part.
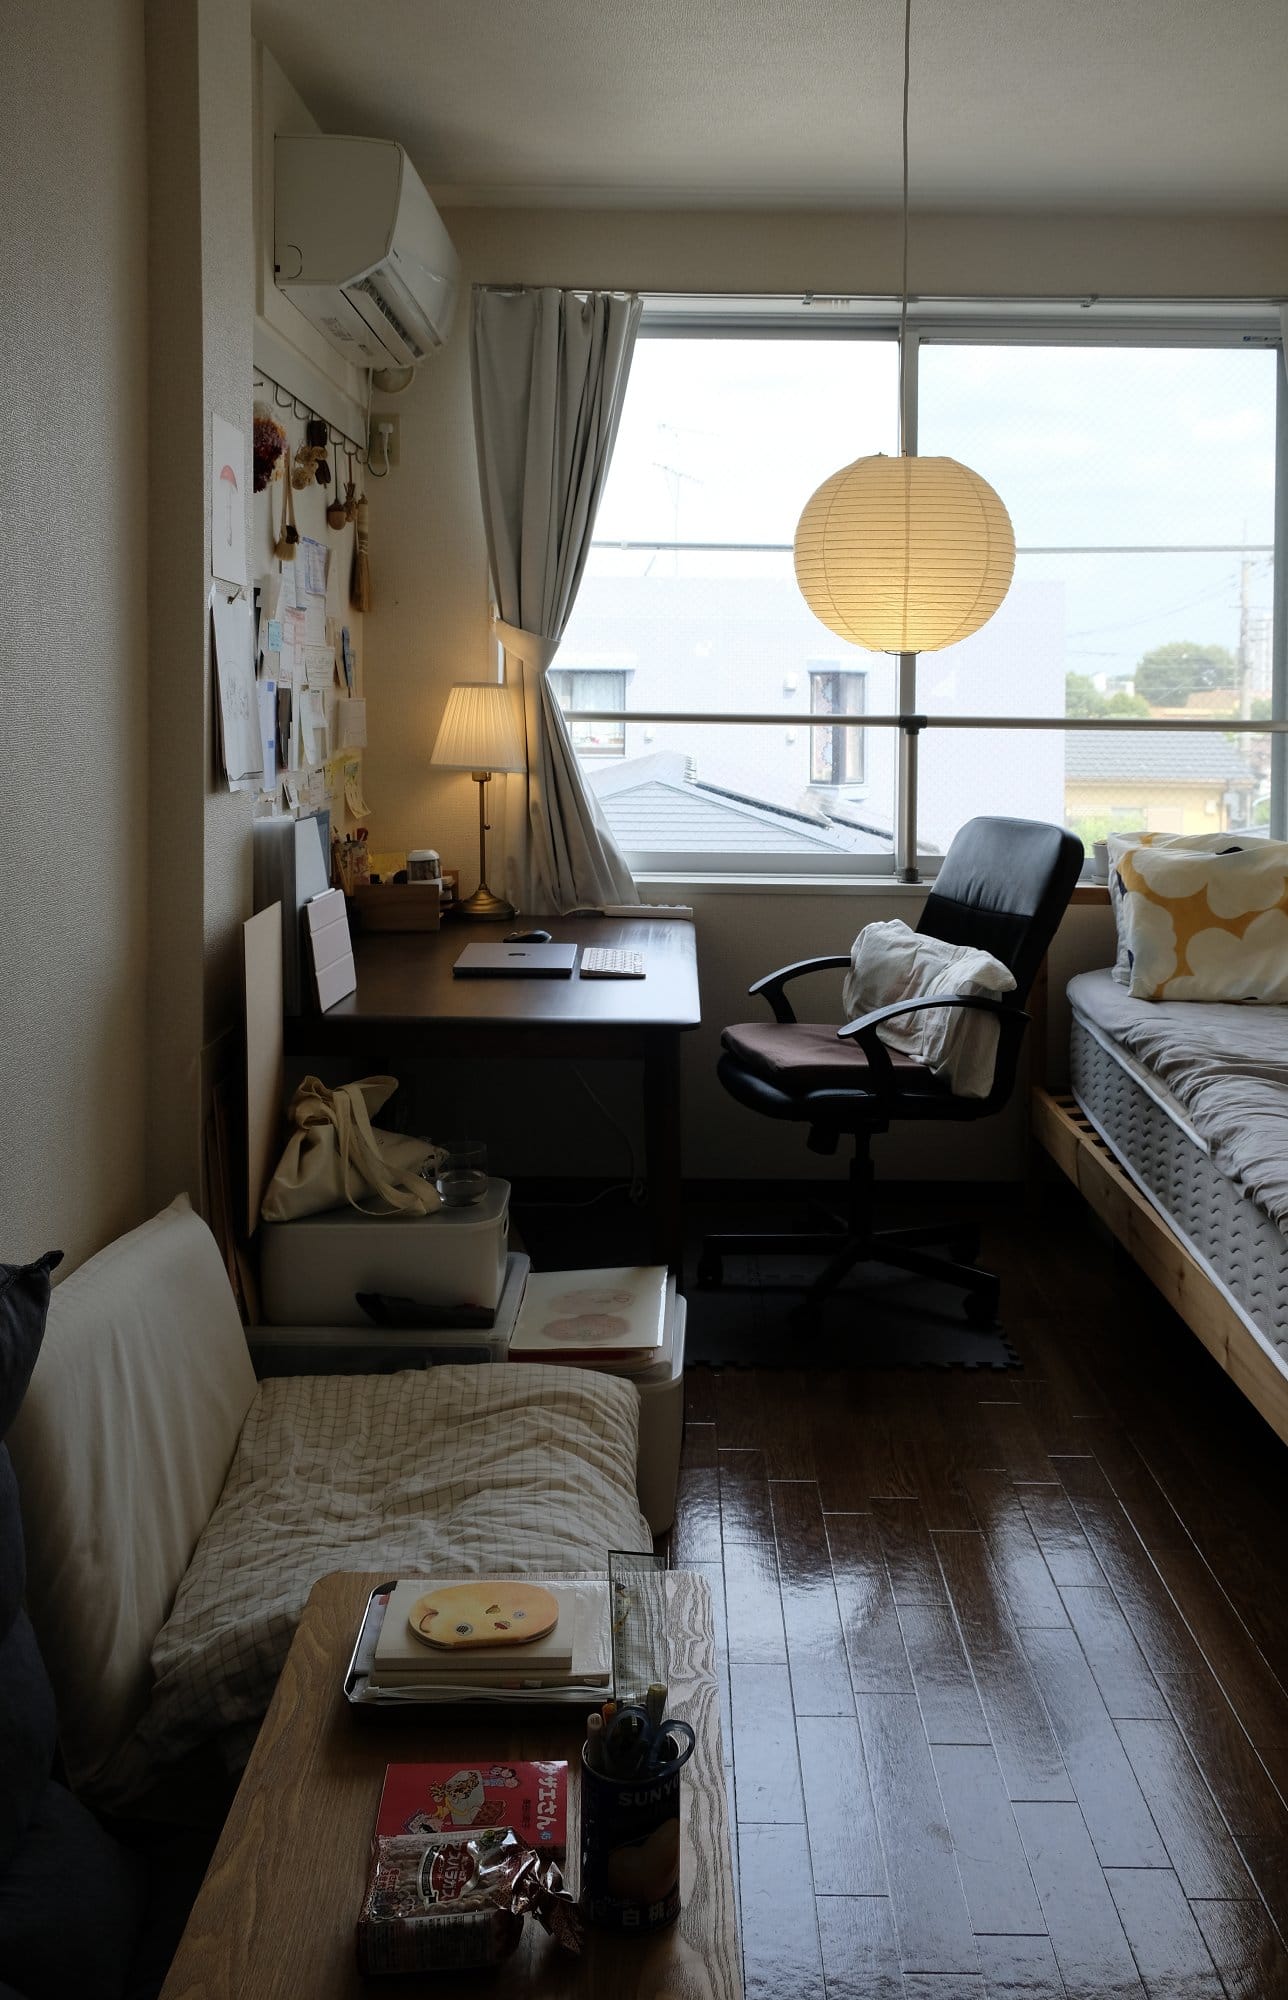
[666,1180,1288,2000]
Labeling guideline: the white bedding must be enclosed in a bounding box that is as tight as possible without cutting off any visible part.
[138,1363,650,1778]
[1068,969,1288,1230]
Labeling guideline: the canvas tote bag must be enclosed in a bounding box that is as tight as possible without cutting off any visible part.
[261,1075,443,1222]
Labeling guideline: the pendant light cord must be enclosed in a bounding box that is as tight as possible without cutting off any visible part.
[898,0,912,456]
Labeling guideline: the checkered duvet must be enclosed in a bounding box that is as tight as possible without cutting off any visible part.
[138,1364,649,1776]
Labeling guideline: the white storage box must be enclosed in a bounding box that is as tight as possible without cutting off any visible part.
[248,1254,528,1373]
[259,1179,510,1327]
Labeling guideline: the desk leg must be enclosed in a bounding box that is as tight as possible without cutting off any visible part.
[643,1033,684,1272]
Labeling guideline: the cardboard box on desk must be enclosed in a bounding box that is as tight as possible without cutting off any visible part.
[260,1178,510,1327]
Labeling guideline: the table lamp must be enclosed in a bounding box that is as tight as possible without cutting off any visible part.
[430,681,526,920]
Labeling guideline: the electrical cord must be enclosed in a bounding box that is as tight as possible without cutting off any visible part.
[512,1066,646,1209]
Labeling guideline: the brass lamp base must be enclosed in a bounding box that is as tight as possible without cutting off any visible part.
[457,881,516,921]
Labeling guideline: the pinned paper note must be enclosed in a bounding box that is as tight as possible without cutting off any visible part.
[257,677,277,793]
[304,645,335,691]
[337,697,367,748]
[265,618,283,654]
[345,770,371,819]
[211,589,262,787]
[299,689,328,766]
[300,537,328,597]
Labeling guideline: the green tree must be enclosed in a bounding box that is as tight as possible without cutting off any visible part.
[1133,641,1238,708]
[1065,672,1150,719]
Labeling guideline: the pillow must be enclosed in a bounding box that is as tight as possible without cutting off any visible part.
[1118,842,1288,1001]
[842,918,1016,1098]
[0,1252,62,1869]
[8,1196,258,1806]
[1107,831,1269,985]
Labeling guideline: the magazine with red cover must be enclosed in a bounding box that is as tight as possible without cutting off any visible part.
[374,1761,568,1856]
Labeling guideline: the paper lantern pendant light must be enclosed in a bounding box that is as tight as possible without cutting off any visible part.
[794,451,1016,653]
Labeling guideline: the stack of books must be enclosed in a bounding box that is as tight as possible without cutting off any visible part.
[367,1578,610,1696]
[508,1267,668,1376]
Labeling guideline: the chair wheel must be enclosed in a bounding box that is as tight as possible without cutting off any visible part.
[696,1253,723,1289]
[964,1286,999,1328]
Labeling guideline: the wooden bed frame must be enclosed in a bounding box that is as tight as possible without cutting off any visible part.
[1032,1085,1288,1452]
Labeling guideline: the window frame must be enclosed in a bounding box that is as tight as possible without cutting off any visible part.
[560,297,1286,879]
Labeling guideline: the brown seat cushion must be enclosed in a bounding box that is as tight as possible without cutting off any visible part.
[721,1021,943,1094]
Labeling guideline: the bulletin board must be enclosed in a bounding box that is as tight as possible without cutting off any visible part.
[249,378,374,842]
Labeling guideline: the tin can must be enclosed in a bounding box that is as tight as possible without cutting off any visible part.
[579,1744,683,1932]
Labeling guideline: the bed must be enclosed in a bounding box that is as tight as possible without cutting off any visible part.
[1033,967,1288,1447]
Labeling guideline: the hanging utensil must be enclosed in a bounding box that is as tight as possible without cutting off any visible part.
[350,493,372,610]
[274,446,299,560]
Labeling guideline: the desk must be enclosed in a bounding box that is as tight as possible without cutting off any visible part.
[285,916,701,1269]
[159,1569,741,2000]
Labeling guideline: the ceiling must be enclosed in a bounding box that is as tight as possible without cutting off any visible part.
[252,0,1288,213]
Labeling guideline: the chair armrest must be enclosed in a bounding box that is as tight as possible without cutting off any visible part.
[837,993,1028,1096]
[749,955,852,1025]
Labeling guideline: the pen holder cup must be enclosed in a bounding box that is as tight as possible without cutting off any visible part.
[579,1741,687,1932]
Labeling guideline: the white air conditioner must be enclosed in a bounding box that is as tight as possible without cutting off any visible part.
[274,134,459,372]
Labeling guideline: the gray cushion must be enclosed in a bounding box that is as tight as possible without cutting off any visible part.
[0,1779,145,2000]
[0,1254,61,1870]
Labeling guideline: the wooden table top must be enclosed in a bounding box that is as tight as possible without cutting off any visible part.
[303,916,701,1034]
[160,1569,741,2000]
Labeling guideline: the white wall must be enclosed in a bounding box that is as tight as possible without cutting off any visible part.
[0,0,151,1267]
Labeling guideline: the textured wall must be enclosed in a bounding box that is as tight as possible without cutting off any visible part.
[0,1,151,1267]
[145,0,255,1215]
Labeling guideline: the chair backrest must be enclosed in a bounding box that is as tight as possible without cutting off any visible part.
[916,816,1085,1005]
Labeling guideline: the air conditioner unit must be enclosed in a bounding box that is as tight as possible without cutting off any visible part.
[274,134,459,372]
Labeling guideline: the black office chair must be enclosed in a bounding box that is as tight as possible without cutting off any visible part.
[698,817,1084,1325]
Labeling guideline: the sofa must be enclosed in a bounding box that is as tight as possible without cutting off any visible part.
[5,1193,650,1817]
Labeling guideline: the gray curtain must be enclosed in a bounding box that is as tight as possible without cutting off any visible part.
[471,286,643,914]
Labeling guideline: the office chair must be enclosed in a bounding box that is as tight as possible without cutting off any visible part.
[698,816,1084,1325]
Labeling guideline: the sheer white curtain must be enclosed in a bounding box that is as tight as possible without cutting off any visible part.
[471,286,643,914]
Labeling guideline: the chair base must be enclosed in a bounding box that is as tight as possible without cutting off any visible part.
[696,1145,1000,1326]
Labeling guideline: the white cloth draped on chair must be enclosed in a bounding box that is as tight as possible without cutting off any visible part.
[471,285,643,914]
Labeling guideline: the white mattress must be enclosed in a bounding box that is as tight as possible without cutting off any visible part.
[1068,970,1288,1231]
[1068,973,1288,1365]
[136,1363,650,1781]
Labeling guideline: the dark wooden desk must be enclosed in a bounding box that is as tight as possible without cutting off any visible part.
[285,916,701,1268]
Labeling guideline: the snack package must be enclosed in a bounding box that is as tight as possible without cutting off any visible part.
[356,1827,582,1975]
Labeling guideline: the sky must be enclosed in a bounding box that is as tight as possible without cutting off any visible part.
[578,334,1278,700]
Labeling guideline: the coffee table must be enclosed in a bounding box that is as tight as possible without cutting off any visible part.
[159,1569,741,1999]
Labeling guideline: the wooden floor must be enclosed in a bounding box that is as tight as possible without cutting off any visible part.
[671,1184,1288,2000]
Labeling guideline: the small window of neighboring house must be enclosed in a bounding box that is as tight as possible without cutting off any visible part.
[549,668,627,755]
[809,667,866,786]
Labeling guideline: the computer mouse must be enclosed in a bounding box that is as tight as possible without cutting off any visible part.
[504,928,553,943]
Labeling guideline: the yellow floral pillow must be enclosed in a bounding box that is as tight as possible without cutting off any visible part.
[1119,842,1288,1002]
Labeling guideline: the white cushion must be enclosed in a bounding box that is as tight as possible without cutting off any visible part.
[8,1196,257,1804]
[842,918,1016,1099]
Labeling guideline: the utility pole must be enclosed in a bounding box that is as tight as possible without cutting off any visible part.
[1239,553,1253,720]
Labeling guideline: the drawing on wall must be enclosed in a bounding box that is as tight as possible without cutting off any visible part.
[211,588,263,788]
[211,414,248,587]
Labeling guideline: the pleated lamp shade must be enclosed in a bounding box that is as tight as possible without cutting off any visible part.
[430,682,526,773]
[794,453,1016,653]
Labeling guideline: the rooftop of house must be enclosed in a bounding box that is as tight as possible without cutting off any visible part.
[589,752,894,854]
[1064,731,1258,785]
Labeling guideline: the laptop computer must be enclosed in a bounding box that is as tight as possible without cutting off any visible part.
[452,942,578,979]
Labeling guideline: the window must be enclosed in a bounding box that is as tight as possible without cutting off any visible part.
[556,302,1283,874]
[548,667,627,756]
[809,666,866,786]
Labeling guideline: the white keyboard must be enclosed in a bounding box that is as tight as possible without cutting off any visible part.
[579,947,645,979]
